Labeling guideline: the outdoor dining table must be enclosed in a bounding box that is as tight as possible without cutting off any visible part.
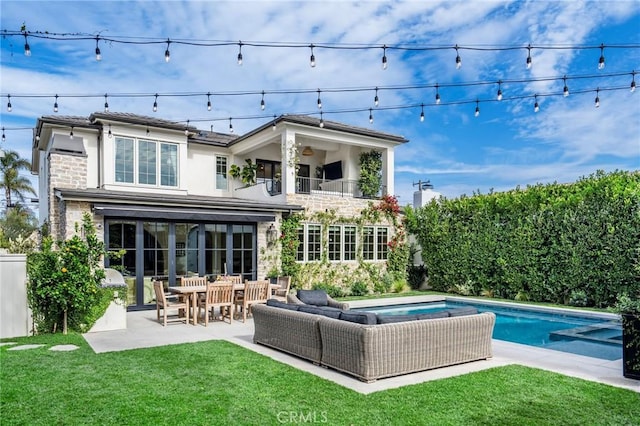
[167,282,279,325]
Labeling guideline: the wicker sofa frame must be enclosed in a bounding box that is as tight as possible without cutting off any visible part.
[252,304,495,382]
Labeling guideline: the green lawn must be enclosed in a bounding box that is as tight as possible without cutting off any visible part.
[1,334,638,425]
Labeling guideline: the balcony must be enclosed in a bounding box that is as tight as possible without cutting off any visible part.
[261,177,386,199]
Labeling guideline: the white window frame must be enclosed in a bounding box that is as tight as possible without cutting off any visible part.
[113,136,179,188]
[215,156,228,190]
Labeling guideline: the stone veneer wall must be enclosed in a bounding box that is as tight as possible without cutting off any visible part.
[286,193,373,218]
[48,152,88,241]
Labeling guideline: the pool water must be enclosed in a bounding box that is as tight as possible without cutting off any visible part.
[356,301,622,361]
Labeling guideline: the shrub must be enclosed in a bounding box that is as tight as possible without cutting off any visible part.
[312,282,345,298]
[350,280,369,296]
[407,265,426,290]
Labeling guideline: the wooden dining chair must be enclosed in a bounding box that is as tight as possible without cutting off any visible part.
[181,276,207,286]
[197,281,234,325]
[234,280,270,322]
[153,281,189,326]
[273,276,292,301]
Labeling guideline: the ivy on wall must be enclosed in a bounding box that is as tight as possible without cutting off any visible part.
[278,194,410,296]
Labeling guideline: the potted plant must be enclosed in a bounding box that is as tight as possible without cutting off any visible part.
[265,266,280,284]
[229,159,257,186]
[616,294,640,380]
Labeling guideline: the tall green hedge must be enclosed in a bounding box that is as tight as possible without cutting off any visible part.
[405,170,640,308]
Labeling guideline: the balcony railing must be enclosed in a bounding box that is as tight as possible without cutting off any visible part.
[261,177,386,198]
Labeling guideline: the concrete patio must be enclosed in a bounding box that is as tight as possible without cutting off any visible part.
[83,296,639,394]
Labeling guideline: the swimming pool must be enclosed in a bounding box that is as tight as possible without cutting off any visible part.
[355,300,622,361]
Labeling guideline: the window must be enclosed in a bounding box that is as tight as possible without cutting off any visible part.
[296,227,305,261]
[377,227,389,260]
[328,226,341,261]
[216,156,228,190]
[363,226,388,261]
[114,136,178,187]
[307,224,322,261]
[115,137,134,183]
[363,226,375,260]
[344,226,357,260]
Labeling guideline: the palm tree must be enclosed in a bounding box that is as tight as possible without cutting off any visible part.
[0,150,36,209]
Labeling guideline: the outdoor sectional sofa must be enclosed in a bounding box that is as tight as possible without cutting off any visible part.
[252,294,496,382]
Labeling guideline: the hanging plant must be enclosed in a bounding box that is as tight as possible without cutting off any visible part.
[229,158,257,186]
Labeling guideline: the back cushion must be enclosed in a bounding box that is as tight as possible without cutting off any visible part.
[376,314,422,324]
[339,311,378,325]
[417,311,449,320]
[447,307,479,317]
[297,305,342,319]
[297,290,328,306]
[266,298,299,311]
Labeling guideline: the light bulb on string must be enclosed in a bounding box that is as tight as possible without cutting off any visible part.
[7,95,12,112]
[23,34,31,56]
[185,120,190,136]
[317,89,322,109]
[237,41,243,65]
[104,94,109,112]
[534,95,539,113]
[153,94,158,112]
[2,127,5,142]
[164,39,171,63]
[309,44,316,68]
[594,88,600,108]
[272,115,277,131]
[435,84,441,104]
[631,72,636,93]
[381,45,388,70]
[374,87,379,107]
[563,76,569,97]
[95,37,101,61]
[70,126,74,140]
[319,111,324,128]
[420,104,425,122]
[207,93,212,111]
[526,44,532,69]
[146,126,150,136]
[53,95,59,113]
[369,108,373,124]
[455,45,461,69]
[474,100,480,117]
[598,44,605,70]
[108,124,112,139]
[497,81,503,101]
[261,91,265,110]
[229,117,234,133]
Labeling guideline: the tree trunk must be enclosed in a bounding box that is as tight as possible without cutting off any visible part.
[63,310,68,335]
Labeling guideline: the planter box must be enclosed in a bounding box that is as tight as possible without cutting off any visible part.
[622,313,640,380]
[88,296,127,333]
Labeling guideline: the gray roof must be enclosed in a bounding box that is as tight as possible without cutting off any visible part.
[89,112,195,132]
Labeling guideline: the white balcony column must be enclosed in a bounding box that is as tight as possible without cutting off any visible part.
[382,147,394,196]
[282,129,297,195]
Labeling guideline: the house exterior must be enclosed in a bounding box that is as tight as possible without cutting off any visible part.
[31,112,408,310]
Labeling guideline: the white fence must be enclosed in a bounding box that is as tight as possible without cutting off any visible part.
[0,254,32,338]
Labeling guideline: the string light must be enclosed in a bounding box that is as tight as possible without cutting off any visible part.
[237,41,243,65]
[164,39,171,63]
[374,87,379,107]
[598,43,605,70]
[229,117,233,133]
[317,89,322,109]
[108,124,112,138]
[2,127,5,142]
[563,76,569,97]
[526,44,532,69]
[309,44,316,68]
[595,88,600,107]
[455,45,461,69]
[23,33,31,56]
[381,45,388,70]
[260,91,265,110]
[95,36,101,61]
[185,120,190,136]
[319,111,324,128]
[7,95,11,112]
[153,94,158,112]
[146,126,150,136]
[53,95,59,113]
[420,103,425,122]
[369,108,373,124]
[207,92,212,111]
[435,84,441,104]
[272,114,277,131]
[631,71,636,93]
[69,126,74,139]
[104,94,109,112]
[474,100,480,117]
[534,95,539,112]
[497,80,503,101]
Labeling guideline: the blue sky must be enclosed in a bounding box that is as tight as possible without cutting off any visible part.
[1,0,639,205]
